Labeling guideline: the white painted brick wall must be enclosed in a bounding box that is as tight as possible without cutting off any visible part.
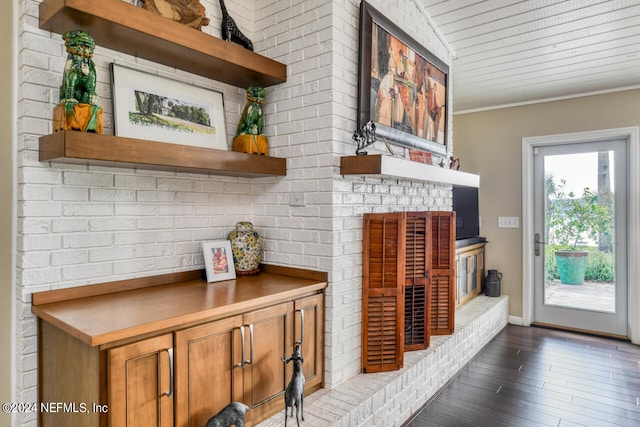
[14,0,454,424]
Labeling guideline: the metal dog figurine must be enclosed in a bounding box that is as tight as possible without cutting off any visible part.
[282,344,305,427]
[204,401,249,427]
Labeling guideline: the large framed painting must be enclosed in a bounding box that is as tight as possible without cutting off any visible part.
[111,63,228,150]
[358,2,449,155]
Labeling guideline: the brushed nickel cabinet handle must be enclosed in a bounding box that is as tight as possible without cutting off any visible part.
[162,348,174,397]
[235,326,245,368]
[295,309,305,346]
[244,324,254,365]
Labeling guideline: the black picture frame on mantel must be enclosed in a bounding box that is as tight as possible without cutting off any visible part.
[357,1,449,156]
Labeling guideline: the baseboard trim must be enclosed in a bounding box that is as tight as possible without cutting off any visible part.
[531,322,631,341]
[509,315,524,325]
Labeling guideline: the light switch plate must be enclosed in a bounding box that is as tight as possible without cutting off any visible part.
[498,216,519,228]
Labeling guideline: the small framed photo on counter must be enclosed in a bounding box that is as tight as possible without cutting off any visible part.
[202,240,236,282]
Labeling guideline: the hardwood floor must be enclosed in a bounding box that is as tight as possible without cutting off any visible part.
[404,324,640,427]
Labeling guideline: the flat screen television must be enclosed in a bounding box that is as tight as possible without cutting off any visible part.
[452,186,480,240]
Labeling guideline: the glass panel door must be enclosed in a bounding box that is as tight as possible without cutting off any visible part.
[533,139,628,336]
[470,254,477,293]
[460,257,468,300]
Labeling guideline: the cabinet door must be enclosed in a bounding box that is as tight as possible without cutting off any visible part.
[108,333,174,427]
[429,211,456,335]
[460,256,469,303]
[242,301,293,424]
[294,293,324,390]
[404,212,431,351]
[470,253,478,295]
[362,212,406,373]
[174,315,244,427]
[455,244,486,307]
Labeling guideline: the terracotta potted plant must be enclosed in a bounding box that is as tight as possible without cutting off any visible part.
[547,179,611,285]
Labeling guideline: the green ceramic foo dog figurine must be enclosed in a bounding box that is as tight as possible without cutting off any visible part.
[60,30,98,105]
[54,30,103,133]
[232,86,268,155]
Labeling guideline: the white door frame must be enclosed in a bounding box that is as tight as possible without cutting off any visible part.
[522,127,640,344]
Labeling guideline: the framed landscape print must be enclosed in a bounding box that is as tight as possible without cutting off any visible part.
[202,240,236,282]
[358,2,449,155]
[111,63,228,150]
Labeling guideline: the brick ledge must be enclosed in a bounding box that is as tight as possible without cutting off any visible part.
[257,295,509,427]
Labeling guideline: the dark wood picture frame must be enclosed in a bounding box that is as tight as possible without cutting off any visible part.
[358,1,449,155]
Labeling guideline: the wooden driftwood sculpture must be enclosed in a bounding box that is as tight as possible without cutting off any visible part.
[140,0,210,30]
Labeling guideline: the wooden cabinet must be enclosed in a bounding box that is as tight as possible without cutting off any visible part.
[294,294,324,391]
[173,295,324,426]
[174,315,244,427]
[109,334,174,427]
[241,302,293,424]
[33,266,326,427]
[38,321,103,427]
[455,243,485,307]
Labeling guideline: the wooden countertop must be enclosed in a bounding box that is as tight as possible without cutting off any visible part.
[32,266,327,348]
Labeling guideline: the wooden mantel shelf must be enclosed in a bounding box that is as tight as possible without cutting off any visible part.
[39,0,287,88]
[40,131,287,177]
[340,155,480,187]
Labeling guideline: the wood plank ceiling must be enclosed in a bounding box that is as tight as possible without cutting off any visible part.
[417,0,640,113]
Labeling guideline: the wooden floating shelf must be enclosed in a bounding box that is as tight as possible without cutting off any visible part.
[40,131,287,177]
[39,0,287,88]
[340,155,480,187]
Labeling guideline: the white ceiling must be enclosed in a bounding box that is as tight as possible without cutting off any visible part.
[418,0,640,113]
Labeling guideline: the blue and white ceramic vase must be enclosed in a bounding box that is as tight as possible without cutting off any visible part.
[228,221,262,276]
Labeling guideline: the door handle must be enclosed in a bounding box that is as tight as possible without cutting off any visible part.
[295,309,305,346]
[161,348,174,397]
[236,324,254,367]
[535,233,548,256]
[235,326,245,368]
[244,324,254,366]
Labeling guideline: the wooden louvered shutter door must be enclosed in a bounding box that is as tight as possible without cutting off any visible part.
[429,211,456,335]
[404,212,431,351]
[362,212,406,373]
